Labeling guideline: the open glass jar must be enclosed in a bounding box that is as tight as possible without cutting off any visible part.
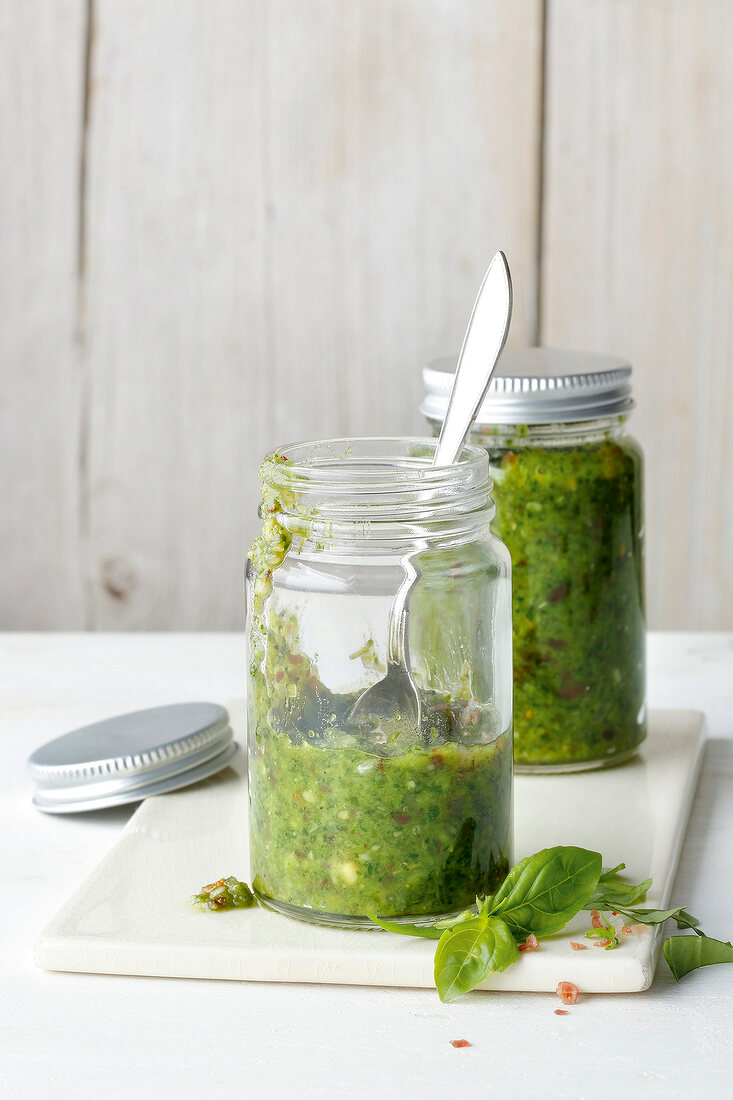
[245,437,513,928]
[422,349,646,773]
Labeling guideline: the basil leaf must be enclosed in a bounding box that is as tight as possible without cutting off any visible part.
[434,915,518,1003]
[369,907,480,938]
[676,909,701,929]
[476,895,493,915]
[613,905,693,926]
[599,863,626,881]
[663,935,733,981]
[586,876,652,909]
[607,905,705,940]
[585,913,619,949]
[488,846,602,938]
[435,908,478,927]
[586,928,618,949]
[368,916,444,939]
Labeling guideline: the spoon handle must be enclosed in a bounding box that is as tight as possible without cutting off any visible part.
[432,251,513,467]
[386,554,421,668]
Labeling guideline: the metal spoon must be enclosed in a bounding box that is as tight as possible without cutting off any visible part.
[348,251,513,738]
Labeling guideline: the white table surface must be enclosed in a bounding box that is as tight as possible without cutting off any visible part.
[2,631,732,1099]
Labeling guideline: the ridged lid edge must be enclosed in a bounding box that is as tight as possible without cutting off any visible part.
[421,348,634,425]
[28,703,230,786]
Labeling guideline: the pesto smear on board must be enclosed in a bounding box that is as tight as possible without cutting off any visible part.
[482,425,645,768]
[246,453,512,923]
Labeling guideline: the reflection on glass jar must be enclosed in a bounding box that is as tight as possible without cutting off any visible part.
[422,349,646,773]
[245,438,513,928]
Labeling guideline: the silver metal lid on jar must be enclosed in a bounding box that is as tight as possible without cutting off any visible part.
[421,347,634,425]
[28,702,238,813]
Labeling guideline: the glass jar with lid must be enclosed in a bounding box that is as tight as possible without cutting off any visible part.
[245,437,513,928]
[422,349,646,773]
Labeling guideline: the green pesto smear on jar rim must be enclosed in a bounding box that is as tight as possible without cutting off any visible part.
[247,453,295,615]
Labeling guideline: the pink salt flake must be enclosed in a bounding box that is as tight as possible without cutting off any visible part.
[554,1009,569,1016]
[569,941,588,950]
[631,923,649,934]
[556,980,579,1005]
[518,934,539,952]
[590,910,604,929]
[621,926,633,935]
[592,939,611,948]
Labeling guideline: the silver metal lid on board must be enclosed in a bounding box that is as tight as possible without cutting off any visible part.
[421,348,635,426]
[28,702,238,813]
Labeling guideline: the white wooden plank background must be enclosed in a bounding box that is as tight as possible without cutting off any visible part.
[0,0,87,628]
[1,0,731,631]
[541,0,733,629]
[81,0,543,629]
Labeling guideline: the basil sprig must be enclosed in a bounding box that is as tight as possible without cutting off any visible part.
[193,855,732,1001]
[369,846,733,1002]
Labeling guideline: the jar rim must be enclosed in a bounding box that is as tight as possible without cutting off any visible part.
[262,436,489,495]
[259,437,494,537]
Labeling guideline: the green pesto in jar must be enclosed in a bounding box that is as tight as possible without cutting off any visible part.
[247,610,512,923]
[250,723,512,921]
[482,424,645,768]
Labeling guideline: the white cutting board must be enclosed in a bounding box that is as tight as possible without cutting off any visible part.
[35,709,705,993]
